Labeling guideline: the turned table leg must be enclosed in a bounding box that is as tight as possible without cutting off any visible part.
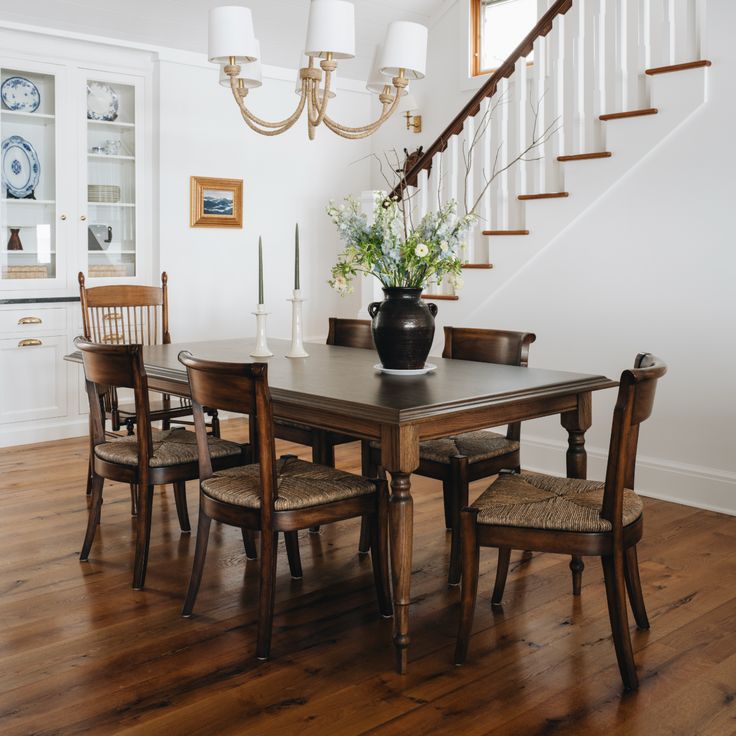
[561,392,592,596]
[382,424,419,674]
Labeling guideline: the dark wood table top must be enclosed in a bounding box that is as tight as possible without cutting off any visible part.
[66,338,616,424]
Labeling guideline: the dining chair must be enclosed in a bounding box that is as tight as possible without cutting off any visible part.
[178,351,393,661]
[454,353,666,691]
[366,326,536,585]
[76,337,247,590]
[78,271,220,437]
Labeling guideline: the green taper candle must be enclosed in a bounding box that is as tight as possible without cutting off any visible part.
[258,236,264,305]
[295,223,300,290]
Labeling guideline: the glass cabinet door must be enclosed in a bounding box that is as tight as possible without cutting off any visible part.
[84,75,138,279]
[0,66,60,285]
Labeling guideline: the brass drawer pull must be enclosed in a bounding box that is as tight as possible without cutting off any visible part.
[18,338,42,347]
[18,316,42,325]
[103,313,122,321]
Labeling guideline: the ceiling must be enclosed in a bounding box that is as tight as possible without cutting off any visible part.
[0,0,449,78]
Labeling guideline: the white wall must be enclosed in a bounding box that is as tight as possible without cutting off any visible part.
[381,0,736,514]
[156,54,372,342]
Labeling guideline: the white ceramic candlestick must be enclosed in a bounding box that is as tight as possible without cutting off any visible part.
[286,289,309,358]
[250,304,273,357]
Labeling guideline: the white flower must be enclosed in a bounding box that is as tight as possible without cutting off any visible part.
[440,240,449,253]
[415,243,429,257]
[333,274,348,293]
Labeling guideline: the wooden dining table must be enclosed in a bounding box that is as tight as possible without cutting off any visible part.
[66,337,617,673]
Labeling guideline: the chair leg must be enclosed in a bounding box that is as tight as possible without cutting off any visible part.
[441,480,454,531]
[85,452,94,497]
[370,484,393,618]
[448,456,469,586]
[491,547,511,606]
[570,555,585,596]
[624,545,650,630]
[80,473,104,561]
[242,529,258,560]
[173,481,191,533]
[256,529,279,661]
[454,510,480,665]
[601,553,639,690]
[129,484,138,516]
[284,531,303,579]
[132,485,155,590]
[182,508,213,617]
[358,516,371,555]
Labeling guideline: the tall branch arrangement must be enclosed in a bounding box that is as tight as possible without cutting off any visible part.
[328,93,559,295]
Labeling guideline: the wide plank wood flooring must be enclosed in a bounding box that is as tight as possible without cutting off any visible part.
[1,420,735,735]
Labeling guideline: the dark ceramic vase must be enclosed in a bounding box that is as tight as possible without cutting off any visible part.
[368,287,438,370]
[7,228,22,251]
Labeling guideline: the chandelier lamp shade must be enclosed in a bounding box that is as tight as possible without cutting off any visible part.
[208,1,428,140]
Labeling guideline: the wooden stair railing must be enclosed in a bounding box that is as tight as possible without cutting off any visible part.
[392,0,573,199]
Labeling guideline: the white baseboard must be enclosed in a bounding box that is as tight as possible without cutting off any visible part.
[0,417,89,448]
[521,433,736,517]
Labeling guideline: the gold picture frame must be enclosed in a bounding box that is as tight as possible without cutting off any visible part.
[190,176,243,228]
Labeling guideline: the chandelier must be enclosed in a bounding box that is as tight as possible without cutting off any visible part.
[208,1,428,140]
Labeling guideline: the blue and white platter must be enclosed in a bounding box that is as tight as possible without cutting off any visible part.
[1,76,41,113]
[2,135,41,198]
[87,82,119,121]
[374,362,437,376]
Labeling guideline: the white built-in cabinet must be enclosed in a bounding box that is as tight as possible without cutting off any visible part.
[0,27,154,446]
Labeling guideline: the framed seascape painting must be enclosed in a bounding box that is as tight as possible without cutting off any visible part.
[190,176,243,227]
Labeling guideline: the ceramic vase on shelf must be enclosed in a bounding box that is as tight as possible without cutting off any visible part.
[368,287,438,370]
[7,228,23,251]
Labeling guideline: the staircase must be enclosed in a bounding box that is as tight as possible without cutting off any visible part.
[398,0,711,302]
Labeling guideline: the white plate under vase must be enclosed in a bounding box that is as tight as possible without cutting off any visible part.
[374,362,437,376]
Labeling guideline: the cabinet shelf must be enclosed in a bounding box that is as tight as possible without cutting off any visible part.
[87,201,135,207]
[87,119,135,129]
[1,199,55,205]
[88,153,135,161]
[2,250,56,254]
[1,109,55,124]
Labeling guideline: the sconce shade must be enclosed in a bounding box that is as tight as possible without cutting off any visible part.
[209,6,259,63]
[220,43,263,89]
[380,21,428,79]
[397,92,418,114]
[304,0,356,60]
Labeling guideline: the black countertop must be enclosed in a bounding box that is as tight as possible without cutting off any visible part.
[0,296,80,305]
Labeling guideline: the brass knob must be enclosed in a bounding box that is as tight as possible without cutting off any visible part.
[80,215,87,221]
[18,338,42,347]
[18,316,42,325]
[60,214,67,221]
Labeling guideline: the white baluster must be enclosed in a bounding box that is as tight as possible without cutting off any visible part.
[561,6,578,154]
[498,76,512,228]
[507,70,522,226]
[620,0,644,111]
[417,168,429,220]
[544,17,564,192]
[648,0,671,68]
[490,81,506,230]
[578,0,599,151]
[694,0,706,59]
[462,114,476,263]
[672,0,697,63]
[529,35,546,194]
[514,57,529,201]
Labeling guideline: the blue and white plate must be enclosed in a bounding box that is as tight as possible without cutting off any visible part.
[1,76,41,113]
[87,82,119,121]
[2,135,41,198]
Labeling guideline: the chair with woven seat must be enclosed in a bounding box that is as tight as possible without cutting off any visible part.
[455,353,666,691]
[178,351,392,661]
[76,337,248,590]
[366,326,536,584]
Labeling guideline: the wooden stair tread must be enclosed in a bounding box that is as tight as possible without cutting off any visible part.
[421,294,459,301]
[462,263,494,269]
[645,60,711,75]
[482,229,529,235]
[600,108,658,121]
[557,151,612,161]
[518,192,569,200]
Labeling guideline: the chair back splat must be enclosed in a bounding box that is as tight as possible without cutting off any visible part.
[326,317,374,350]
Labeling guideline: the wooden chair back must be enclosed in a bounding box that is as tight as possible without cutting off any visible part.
[601,353,667,531]
[178,352,277,523]
[442,326,536,441]
[78,271,170,346]
[74,336,154,474]
[326,317,374,350]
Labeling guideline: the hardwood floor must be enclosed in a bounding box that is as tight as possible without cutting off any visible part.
[1,420,735,735]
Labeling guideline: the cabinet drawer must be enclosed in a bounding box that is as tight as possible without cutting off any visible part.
[0,307,67,336]
[0,335,68,424]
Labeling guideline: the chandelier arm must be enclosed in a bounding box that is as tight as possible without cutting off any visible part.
[309,68,333,127]
[322,116,382,139]
[237,106,298,136]
[323,89,400,134]
[230,76,307,129]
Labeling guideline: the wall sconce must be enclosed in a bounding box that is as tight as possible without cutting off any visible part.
[398,93,422,133]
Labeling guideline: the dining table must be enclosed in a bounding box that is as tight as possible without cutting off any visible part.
[66,336,617,674]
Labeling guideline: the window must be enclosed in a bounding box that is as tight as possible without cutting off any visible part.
[471,0,538,76]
